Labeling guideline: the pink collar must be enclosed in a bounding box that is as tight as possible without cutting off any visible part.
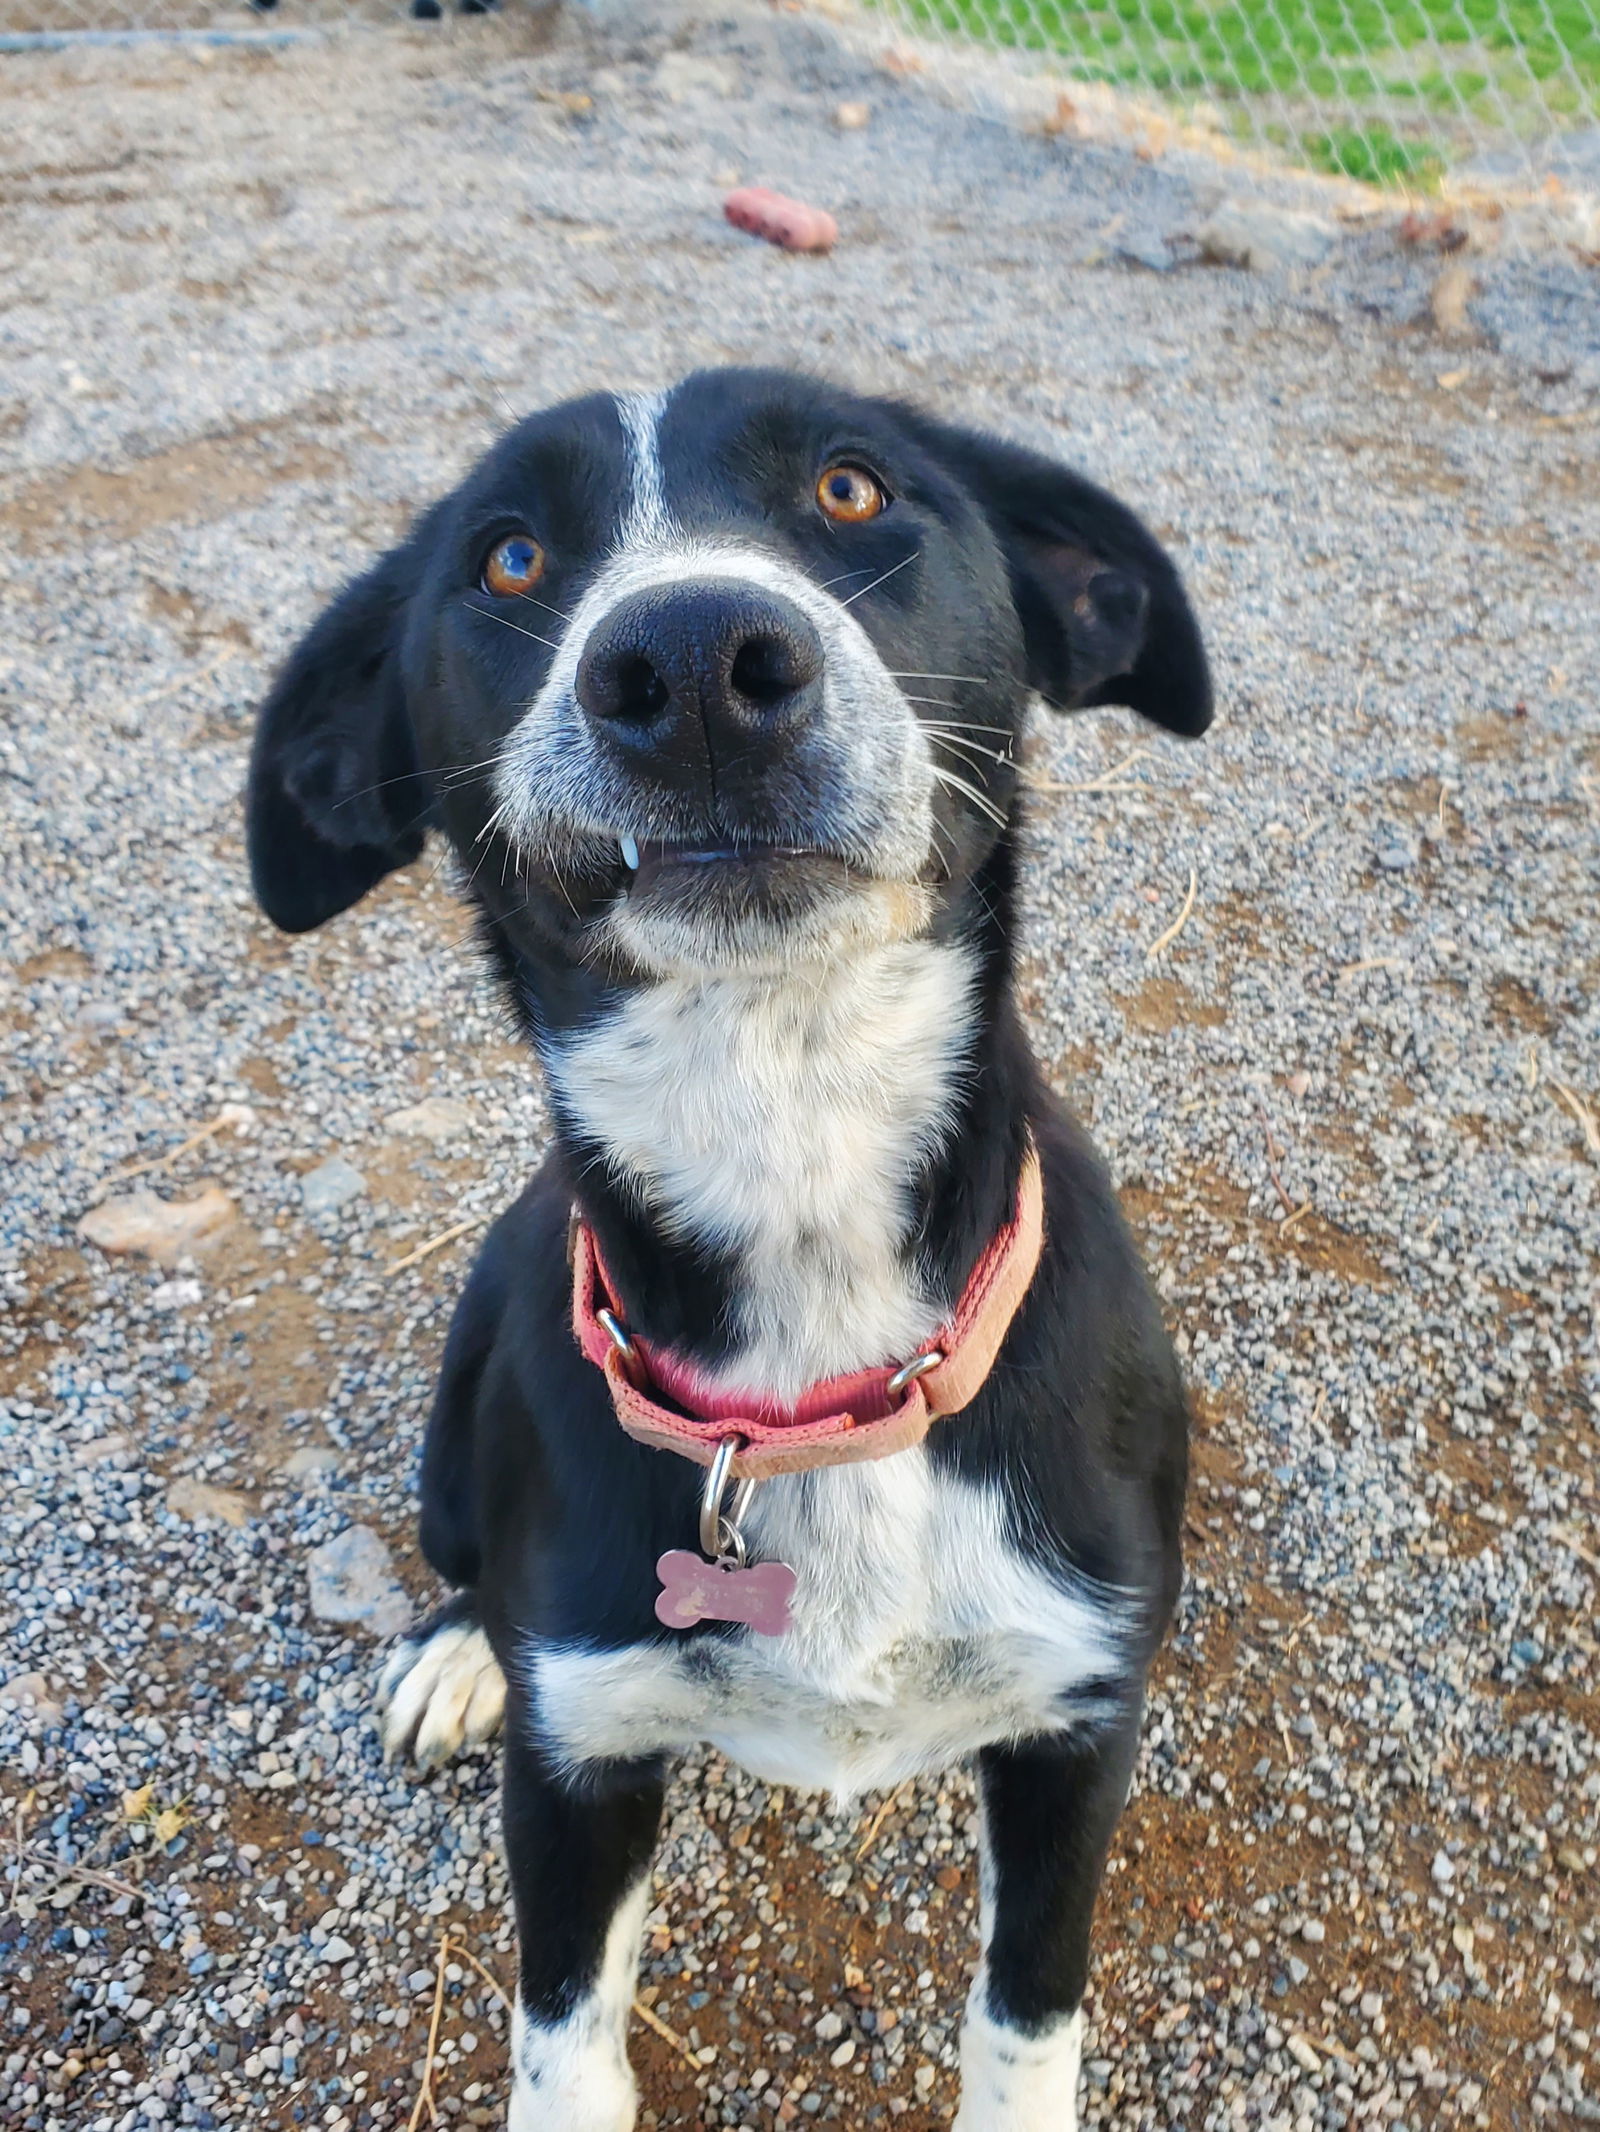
[570,1143,1045,1481]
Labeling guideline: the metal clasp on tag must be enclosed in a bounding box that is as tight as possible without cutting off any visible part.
[699,1435,757,1567]
[657,1435,796,1638]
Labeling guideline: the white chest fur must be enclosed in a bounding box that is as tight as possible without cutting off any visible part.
[536,936,1128,1797]
[547,938,979,1401]
[528,1457,1130,1798]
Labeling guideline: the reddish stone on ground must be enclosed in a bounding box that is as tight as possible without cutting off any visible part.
[723,186,838,252]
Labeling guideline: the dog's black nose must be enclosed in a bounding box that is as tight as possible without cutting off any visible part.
[574,582,825,785]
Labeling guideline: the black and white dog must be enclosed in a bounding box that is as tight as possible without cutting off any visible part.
[246,369,1211,2131]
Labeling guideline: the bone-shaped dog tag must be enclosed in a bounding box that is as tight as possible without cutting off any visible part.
[655,1550,796,1636]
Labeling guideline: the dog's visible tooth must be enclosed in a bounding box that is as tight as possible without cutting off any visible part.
[619,834,640,871]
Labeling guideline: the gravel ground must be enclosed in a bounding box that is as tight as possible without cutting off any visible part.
[1,5,1597,2128]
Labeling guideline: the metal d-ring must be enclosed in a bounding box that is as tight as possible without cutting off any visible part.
[597,1308,635,1362]
[885,1348,943,1398]
[700,1435,757,1566]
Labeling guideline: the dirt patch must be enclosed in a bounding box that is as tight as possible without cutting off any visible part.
[144,581,256,661]
[1487,974,1560,1037]
[1,419,346,554]
[1,1240,96,1369]
[11,945,94,984]
[1275,1210,1391,1286]
[1455,707,1538,761]
[1117,974,1230,1034]
[236,1055,286,1102]
[1332,432,1469,497]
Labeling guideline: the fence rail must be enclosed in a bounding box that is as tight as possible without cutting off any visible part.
[4,0,1597,195]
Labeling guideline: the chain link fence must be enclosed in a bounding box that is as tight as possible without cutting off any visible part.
[875,0,1599,192]
[2,0,1597,195]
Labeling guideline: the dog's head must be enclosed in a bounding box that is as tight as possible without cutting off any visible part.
[248,369,1210,987]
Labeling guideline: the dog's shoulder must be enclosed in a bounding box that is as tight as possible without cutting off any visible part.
[440,1160,707,1649]
[932,1091,1189,1614]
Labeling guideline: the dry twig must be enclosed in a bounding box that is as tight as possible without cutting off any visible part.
[1255,1094,1310,1224]
[3,1844,144,1913]
[631,1995,705,2073]
[1552,1524,1600,1573]
[105,1116,228,1185]
[1026,747,1152,795]
[1549,1080,1600,1156]
[406,1934,450,2132]
[449,1939,513,2011]
[389,1214,489,1276]
[1145,867,1198,961]
[855,1785,907,1860]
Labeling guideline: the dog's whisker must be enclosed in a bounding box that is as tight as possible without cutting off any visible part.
[438,747,515,789]
[516,590,574,625]
[481,373,522,430]
[908,714,1014,736]
[931,764,1008,830]
[928,731,1015,770]
[886,670,991,685]
[473,608,562,652]
[329,770,424,811]
[549,864,582,923]
[923,719,1016,753]
[925,719,1013,745]
[332,751,506,821]
[838,549,919,607]
[927,811,960,878]
[436,768,495,796]
[925,724,1015,767]
[462,829,504,901]
[474,797,513,850]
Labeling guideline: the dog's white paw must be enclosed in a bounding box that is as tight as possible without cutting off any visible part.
[508,2000,637,2132]
[379,1617,506,1766]
[954,1986,1082,2132]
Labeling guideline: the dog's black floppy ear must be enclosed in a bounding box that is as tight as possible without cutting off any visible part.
[905,415,1213,736]
[247,536,436,933]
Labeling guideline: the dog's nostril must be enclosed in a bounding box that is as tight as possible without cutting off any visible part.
[613,654,671,723]
[729,632,820,707]
[578,646,672,725]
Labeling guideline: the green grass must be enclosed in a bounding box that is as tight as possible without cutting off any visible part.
[1304,121,1449,180]
[896,0,1600,180]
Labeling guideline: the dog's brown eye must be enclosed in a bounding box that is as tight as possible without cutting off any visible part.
[482,534,546,597]
[816,464,887,524]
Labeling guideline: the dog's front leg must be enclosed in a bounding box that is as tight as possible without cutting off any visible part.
[502,1723,666,2132]
[954,1722,1141,2131]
